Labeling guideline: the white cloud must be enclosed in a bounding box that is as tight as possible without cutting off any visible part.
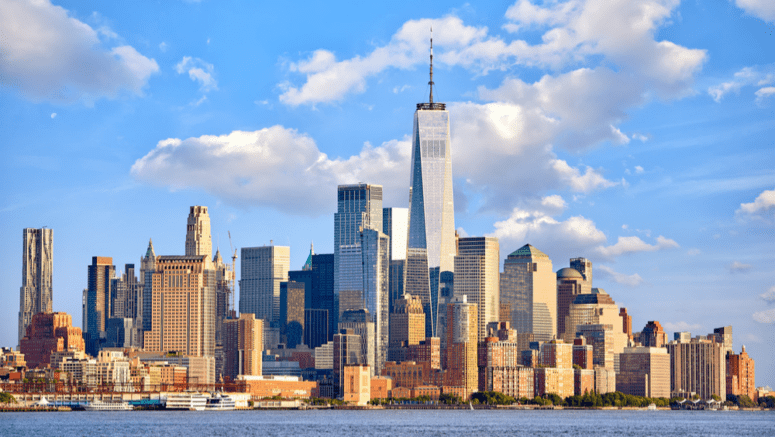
[50,113,57,119]
[597,265,644,287]
[131,127,411,215]
[752,308,775,324]
[175,57,218,92]
[709,66,775,102]
[735,0,775,22]
[687,248,701,256]
[0,0,158,104]
[595,235,679,259]
[755,86,775,102]
[632,134,648,142]
[737,188,775,217]
[280,1,705,105]
[728,261,752,273]
[663,321,702,332]
[159,42,168,52]
[635,166,645,174]
[761,286,775,302]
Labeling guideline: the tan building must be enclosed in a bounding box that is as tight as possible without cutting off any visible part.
[19,312,85,369]
[443,296,478,399]
[185,206,212,259]
[574,368,595,396]
[575,323,628,372]
[478,322,531,398]
[727,346,755,400]
[619,308,633,340]
[280,281,305,348]
[563,289,624,344]
[640,321,668,347]
[500,244,556,342]
[572,337,593,370]
[556,267,587,338]
[223,314,263,382]
[535,367,574,398]
[453,237,500,341]
[540,339,572,369]
[617,347,670,398]
[382,361,430,388]
[595,367,617,394]
[143,255,216,357]
[370,375,393,399]
[342,365,371,405]
[237,375,318,399]
[388,293,425,361]
[407,337,441,370]
[667,336,726,400]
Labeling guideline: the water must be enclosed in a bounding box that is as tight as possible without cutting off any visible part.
[1,409,772,436]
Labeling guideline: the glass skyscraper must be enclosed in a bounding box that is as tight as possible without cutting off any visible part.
[404,38,456,337]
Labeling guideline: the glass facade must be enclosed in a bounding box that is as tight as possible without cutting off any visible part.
[239,246,290,328]
[405,107,456,338]
[500,245,556,342]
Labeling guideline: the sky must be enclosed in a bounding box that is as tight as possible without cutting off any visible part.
[1,0,773,387]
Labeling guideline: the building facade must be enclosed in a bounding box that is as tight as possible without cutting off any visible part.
[617,346,671,398]
[239,245,290,328]
[184,205,212,259]
[454,237,499,341]
[444,296,478,398]
[500,244,556,342]
[383,207,408,313]
[223,314,263,382]
[726,346,755,400]
[667,336,726,400]
[19,228,54,346]
[86,256,116,351]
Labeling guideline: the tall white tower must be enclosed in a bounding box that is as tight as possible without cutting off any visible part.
[186,206,212,259]
[19,228,53,345]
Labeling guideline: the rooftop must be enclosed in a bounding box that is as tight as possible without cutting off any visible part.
[508,244,549,259]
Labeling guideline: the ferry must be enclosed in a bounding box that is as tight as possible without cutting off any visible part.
[165,393,208,411]
[206,393,236,411]
[83,400,133,411]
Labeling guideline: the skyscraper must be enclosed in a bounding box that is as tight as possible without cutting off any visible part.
[383,207,408,313]
[405,37,456,338]
[223,314,263,382]
[311,253,335,341]
[139,239,157,338]
[500,244,556,342]
[556,267,586,339]
[360,228,390,374]
[185,206,212,259]
[19,228,53,346]
[86,256,116,351]
[239,244,290,328]
[569,257,592,290]
[144,255,216,357]
[388,293,425,361]
[453,237,500,341]
[443,295,477,398]
[280,281,305,348]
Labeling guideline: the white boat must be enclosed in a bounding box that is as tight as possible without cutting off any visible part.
[165,393,208,411]
[84,400,133,411]
[206,393,236,411]
[647,403,657,410]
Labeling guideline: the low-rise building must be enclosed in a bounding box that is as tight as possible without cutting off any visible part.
[342,365,370,405]
[237,375,318,399]
[616,347,670,398]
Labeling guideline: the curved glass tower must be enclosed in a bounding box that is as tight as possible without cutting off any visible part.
[405,35,456,337]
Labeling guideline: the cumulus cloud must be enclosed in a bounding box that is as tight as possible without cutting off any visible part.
[735,0,775,22]
[595,235,679,259]
[281,0,705,106]
[0,0,158,103]
[708,65,775,102]
[663,321,702,332]
[131,127,411,215]
[736,188,775,218]
[753,308,775,324]
[728,261,752,273]
[175,57,218,92]
[755,86,775,102]
[761,286,775,302]
[596,265,644,287]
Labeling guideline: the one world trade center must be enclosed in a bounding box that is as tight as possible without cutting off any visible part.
[405,34,456,337]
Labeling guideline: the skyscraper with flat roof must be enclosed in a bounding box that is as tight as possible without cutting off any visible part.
[223,314,263,382]
[500,244,556,342]
[556,267,586,339]
[185,206,212,259]
[239,244,290,328]
[454,237,500,341]
[19,228,53,346]
[383,207,408,313]
[404,37,456,338]
[87,256,115,351]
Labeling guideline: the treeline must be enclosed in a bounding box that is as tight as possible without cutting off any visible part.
[469,391,678,407]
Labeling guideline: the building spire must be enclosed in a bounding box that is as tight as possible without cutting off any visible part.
[429,27,434,104]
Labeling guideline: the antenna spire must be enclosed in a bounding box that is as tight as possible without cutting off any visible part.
[429,27,434,104]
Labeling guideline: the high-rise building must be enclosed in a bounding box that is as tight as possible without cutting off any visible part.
[111,264,140,321]
[620,308,633,339]
[144,255,216,357]
[713,326,733,356]
[572,337,593,370]
[86,256,116,353]
[726,346,755,401]
[212,249,234,347]
[667,335,726,400]
[185,206,212,259]
[239,244,290,328]
[569,257,592,290]
[388,293,425,361]
[443,296,478,398]
[478,322,534,399]
[576,323,628,372]
[453,237,500,341]
[280,281,305,348]
[334,184,383,326]
[19,228,53,346]
[223,314,263,382]
[640,321,668,348]
[311,253,335,341]
[20,312,84,369]
[536,339,574,398]
[617,346,670,398]
[139,239,157,338]
[404,40,456,339]
[304,309,328,349]
[333,329,364,397]
[556,267,586,339]
[564,289,624,345]
[360,228,389,374]
[383,207,408,313]
[500,244,556,342]
[338,309,376,376]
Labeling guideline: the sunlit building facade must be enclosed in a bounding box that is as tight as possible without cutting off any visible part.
[500,244,556,342]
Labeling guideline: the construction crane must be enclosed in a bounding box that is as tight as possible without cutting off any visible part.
[228,231,237,317]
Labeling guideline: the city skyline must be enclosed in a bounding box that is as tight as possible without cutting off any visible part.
[1,0,774,388]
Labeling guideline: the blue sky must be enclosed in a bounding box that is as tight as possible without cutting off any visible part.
[1,0,773,387]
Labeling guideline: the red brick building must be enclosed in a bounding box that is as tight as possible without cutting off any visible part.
[19,312,84,369]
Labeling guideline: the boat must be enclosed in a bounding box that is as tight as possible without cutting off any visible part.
[647,403,657,410]
[206,393,236,411]
[165,393,208,411]
[83,400,133,411]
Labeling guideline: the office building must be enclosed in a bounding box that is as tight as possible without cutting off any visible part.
[212,249,234,347]
[143,255,216,357]
[404,43,456,339]
[726,346,755,400]
[713,326,733,356]
[640,321,668,348]
[500,244,557,342]
[19,312,85,369]
[454,237,499,341]
[388,293,425,361]
[569,257,592,290]
[620,308,632,340]
[556,267,586,339]
[342,365,371,405]
[223,314,263,382]
[333,329,364,397]
[304,309,328,349]
[617,346,671,398]
[185,205,212,259]
[139,239,157,337]
[239,244,290,328]
[576,323,628,372]
[564,288,624,344]
[339,309,376,376]
[86,256,116,353]
[667,335,726,400]
[280,281,305,348]
[443,296,478,398]
[311,253,335,341]
[360,228,390,375]
[19,228,54,346]
[383,207,408,312]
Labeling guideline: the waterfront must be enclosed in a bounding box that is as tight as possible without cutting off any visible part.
[1,409,772,436]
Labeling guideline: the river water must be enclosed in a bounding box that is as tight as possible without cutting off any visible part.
[1,409,772,436]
